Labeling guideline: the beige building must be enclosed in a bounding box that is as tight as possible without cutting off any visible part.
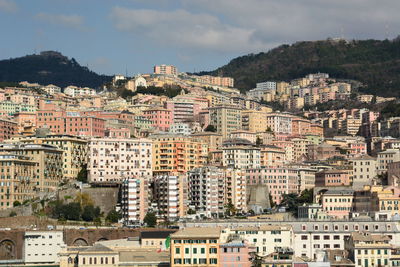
[209,104,242,139]
[0,143,63,192]
[0,154,36,209]
[191,132,223,152]
[345,232,392,267]
[170,227,221,267]
[154,64,178,76]
[351,155,377,190]
[9,134,88,181]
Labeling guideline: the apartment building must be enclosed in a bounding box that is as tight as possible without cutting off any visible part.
[165,99,201,124]
[241,110,268,133]
[266,112,292,135]
[0,101,36,116]
[315,169,351,187]
[0,143,63,192]
[246,167,299,204]
[222,138,260,169]
[259,145,286,167]
[64,86,96,97]
[321,189,354,219]
[188,167,225,218]
[224,168,247,212]
[345,232,392,267]
[154,64,178,76]
[0,118,17,141]
[221,225,294,257]
[88,138,152,184]
[351,156,377,190]
[152,174,188,221]
[10,134,88,181]
[143,107,173,131]
[151,134,207,175]
[209,104,242,139]
[0,154,36,210]
[121,178,149,225]
[377,149,400,174]
[170,227,221,267]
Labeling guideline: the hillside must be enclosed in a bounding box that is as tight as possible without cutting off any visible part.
[0,51,111,88]
[200,38,400,96]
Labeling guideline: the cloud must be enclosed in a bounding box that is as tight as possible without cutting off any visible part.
[112,0,400,55]
[110,7,265,53]
[35,13,86,31]
[0,0,17,13]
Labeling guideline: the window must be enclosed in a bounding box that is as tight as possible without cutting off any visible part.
[334,235,340,240]
[175,248,180,254]
[201,248,205,254]
[301,235,308,240]
[193,248,197,254]
[209,248,217,254]
[313,235,320,240]
[209,258,218,264]
[174,259,182,264]
[184,259,191,264]
[185,248,189,254]
[323,235,330,240]
[199,259,207,264]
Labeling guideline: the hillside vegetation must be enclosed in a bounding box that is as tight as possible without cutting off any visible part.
[200,38,400,96]
[0,51,111,88]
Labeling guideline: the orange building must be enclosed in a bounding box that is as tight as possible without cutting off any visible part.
[150,134,208,175]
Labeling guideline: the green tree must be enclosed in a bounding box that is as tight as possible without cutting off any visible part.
[256,136,263,146]
[106,210,122,223]
[81,205,101,222]
[9,211,17,217]
[77,165,88,183]
[13,201,21,207]
[144,212,157,227]
[187,209,196,215]
[225,200,236,217]
[204,125,217,132]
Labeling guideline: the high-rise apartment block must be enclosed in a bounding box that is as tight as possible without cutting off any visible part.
[154,65,178,76]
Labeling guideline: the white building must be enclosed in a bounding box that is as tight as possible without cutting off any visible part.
[88,138,153,184]
[121,178,148,225]
[188,167,225,218]
[221,225,294,256]
[152,174,187,221]
[169,123,192,135]
[24,231,66,264]
[42,84,61,95]
[222,139,260,169]
[256,81,277,91]
[64,86,96,97]
[266,112,293,135]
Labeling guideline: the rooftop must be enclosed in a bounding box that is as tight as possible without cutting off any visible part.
[171,227,221,239]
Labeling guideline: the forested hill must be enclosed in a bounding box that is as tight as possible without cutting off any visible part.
[0,51,111,88]
[199,38,400,96]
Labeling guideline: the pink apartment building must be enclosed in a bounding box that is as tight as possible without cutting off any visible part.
[143,108,173,131]
[219,241,254,267]
[315,169,351,187]
[88,138,152,184]
[321,189,354,219]
[246,167,299,204]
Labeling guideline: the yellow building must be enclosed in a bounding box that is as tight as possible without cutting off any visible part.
[170,227,221,267]
[150,134,208,175]
[7,135,88,181]
[0,154,37,210]
[204,92,230,107]
[242,110,268,133]
[371,185,400,217]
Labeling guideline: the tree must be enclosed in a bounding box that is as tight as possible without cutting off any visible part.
[204,125,217,132]
[77,165,88,183]
[63,202,82,221]
[9,211,17,217]
[187,209,196,215]
[106,210,122,223]
[225,200,236,217]
[81,205,100,222]
[13,201,21,207]
[269,193,276,208]
[256,136,263,146]
[144,212,157,227]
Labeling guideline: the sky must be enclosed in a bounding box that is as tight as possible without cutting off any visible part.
[0,0,399,76]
